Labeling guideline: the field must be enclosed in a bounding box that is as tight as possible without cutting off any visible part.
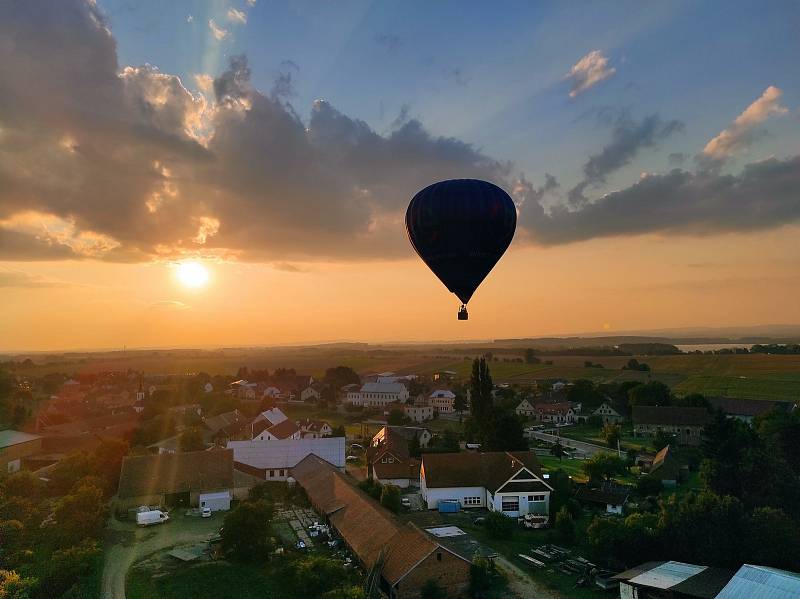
[8,346,800,401]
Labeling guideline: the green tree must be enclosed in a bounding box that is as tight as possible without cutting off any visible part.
[628,381,670,407]
[469,554,507,598]
[380,485,401,513]
[331,424,346,437]
[52,480,107,549]
[469,358,493,423]
[324,366,361,390]
[484,512,514,539]
[554,505,575,543]
[482,410,527,452]
[1,471,44,502]
[636,474,663,497]
[220,500,274,561]
[550,439,566,461]
[420,579,447,599]
[583,454,627,484]
[523,348,539,364]
[179,427,206,452]
[89,438,129,496]
[745,507,800,571]
[287,555,357,597]
[453,394,468,419]
[36,539,101,597]
[387,409,407,426]
[602,423,621,448]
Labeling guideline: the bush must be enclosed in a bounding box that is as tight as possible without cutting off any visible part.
[484,511,514,539]
[555,506,575,543]
[357,479,382,500]
[469,555,508,598]
[380,485,401,513]
[220,500,274,561]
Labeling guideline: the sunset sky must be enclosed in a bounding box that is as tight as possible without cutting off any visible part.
[1,0,800,351]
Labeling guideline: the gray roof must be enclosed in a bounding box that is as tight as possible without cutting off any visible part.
[361,382,407,394]
[228,436,346,470]
[0,430,41,448]
[118,449,233,498]
[716,564,800,599]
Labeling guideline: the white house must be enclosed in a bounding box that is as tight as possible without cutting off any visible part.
[534,402,575,424]
[429,390,456,413]
[515,399,536,417]
[404,403,434,422]
[593,400,624,424]
[228,436,346,481]
[300,384,325,403]
[420,451,553,518]
[348,382,409,408]
[296,419,333,438]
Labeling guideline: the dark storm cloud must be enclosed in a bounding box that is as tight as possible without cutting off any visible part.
[568,111,684,205]
[520,156,800,245]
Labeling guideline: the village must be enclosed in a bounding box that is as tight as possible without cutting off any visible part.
[1,353,799,599]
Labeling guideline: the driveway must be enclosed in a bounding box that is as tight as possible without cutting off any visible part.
[102,511,222,599]
[495,554,562,599]
[528,430,615,457]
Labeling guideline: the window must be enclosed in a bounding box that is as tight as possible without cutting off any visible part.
[463,496,481,506]
[269,469,275,477]
[528,495,545,502]
[436,552,442,562]
[279,469,285,476]
[501,497,520,512]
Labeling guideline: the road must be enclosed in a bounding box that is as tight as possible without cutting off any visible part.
[102,512,221,599]
[528,429,617,457]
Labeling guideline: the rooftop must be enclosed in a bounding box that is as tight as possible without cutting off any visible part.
[632,406,708,426]
[422,451,546,492]
[716,564,800,599]
[0,429,41,448]
[117,449,234,498]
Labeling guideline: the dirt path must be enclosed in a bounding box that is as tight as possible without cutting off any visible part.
[102,513,221,599]
[496,555,562,599]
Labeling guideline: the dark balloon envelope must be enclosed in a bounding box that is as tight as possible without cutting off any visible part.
[406,179,516,317]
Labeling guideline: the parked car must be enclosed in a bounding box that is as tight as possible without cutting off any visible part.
[346,455,359,462]
[136,510,169,526]
[401,497,411,507]
[201,507,212,518]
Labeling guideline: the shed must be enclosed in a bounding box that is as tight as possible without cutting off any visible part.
[199,491,231,512]
[715,564,800,599]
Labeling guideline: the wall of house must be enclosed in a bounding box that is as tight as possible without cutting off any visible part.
[633,424,702,445]
[1,438,43,473]
[391,549,471,599]
[490,491,550,518]
[421,485,487,510]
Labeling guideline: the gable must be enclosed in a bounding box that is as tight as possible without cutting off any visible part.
[512,468,535,481]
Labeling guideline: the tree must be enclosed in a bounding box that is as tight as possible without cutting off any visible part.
[550,439,566,461]
[481,410,527,452]
[89,438,129,496]
[602,423,621,448]
[628,381,670,407]
[554,506,575,543]
[420,579,447,599]
[566,380,604,411]
[0,570,35,599]
[37,539,101,597]
[331,424,346,437]
[221,500,274,561]
[523,348,539,364]
[179,427,206,452]
[52,480,107,549]
[484,512,514,539]
[408,433,421,458]
[636,474,663,497]
[583,454,627,484]
[47,452,92,496]
[286,555,357,597]
[469,554,507,598]
[1,471,44,502]
[380,485,401,513]
[387,409,407,426]
[324,366,360,390]
[453,394,468,419]
[469,358,493,423]
[744,507,800,571]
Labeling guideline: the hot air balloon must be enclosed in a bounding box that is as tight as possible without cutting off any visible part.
[406,179,517,320]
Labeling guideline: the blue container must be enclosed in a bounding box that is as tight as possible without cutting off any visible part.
[438,500,461,513]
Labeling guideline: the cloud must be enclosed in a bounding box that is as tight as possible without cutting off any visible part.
[148,300,191,311]
[0,2,509,263]
[246,0,256,6]
[702,86,788,161]
[568,111,684,204]
[194,73,214,93]
[519,155,800,245]
[227,8,247,25]
[186,15,193,24]
[208,19,228,40]
[668,152,686,166]
[565,50,616,98]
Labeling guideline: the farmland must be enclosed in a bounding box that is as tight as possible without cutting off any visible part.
[5,345,800,401]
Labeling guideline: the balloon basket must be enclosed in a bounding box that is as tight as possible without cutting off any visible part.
[457,305,469,320]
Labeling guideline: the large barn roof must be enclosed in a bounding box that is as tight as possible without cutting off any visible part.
[117,449,233,498]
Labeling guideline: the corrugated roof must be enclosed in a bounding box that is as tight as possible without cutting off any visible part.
[0,430,41,448]
[629,561,706,589]
[361,382,407,394]
[228,436,345,470]
[716,564,800,599]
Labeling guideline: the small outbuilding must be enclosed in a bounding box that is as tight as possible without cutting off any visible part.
[199,491,231,512]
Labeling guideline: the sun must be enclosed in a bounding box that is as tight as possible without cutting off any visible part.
[175,261,210,289]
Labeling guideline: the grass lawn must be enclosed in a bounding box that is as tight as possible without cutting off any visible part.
[127,561,290,599]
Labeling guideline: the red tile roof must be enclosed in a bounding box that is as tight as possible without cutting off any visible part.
[422,451,544,492]
[265,419,299,439]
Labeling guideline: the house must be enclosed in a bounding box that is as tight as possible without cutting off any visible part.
[612,561,734,599]
[116,449,234,510]
[369,427,420,488]
[716,564,800,599]
[148,435,182,455]
[428,390,456,413]
[348,382,409,408]
[404,403,434,422]
[228,436,346,481]
[373,425,432,449]
[706,396,795,425]
[593,400,625,424]
[228,380,258,400]
[292,454,472,598]
[300,383,325,403]
[574,482,632,514]
[0,430,43,474]
[252,418,301,441]
[533,402,575,424]
[649,445,683,486]
[515,398,536,418]
[203,409,245,435]
[204,409,248,446]
[296,419,332,438]
[420,451,553,517]
[632,406,708,446]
